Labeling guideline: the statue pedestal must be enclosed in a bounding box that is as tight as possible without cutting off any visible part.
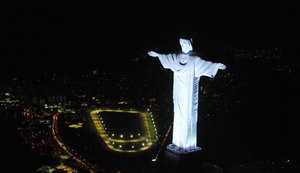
[164,144,202,173]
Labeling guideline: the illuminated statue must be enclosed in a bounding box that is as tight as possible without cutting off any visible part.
[148,38,226,151]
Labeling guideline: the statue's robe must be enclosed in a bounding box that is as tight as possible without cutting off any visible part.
[158,53,220,149]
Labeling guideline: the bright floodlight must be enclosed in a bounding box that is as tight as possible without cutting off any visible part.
[148,38,226,150]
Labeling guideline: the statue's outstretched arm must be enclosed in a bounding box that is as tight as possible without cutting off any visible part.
[148,51,161,58]
[217,63,227,70]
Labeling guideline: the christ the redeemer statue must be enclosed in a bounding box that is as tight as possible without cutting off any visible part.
[148,38,226,152]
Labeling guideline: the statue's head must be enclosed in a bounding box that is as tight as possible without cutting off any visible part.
[179,38,193,54]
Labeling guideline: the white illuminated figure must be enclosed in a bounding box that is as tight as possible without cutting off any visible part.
[148,38,226,151]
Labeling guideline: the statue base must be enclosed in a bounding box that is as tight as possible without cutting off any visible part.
[166,144,201,155]
[164,144,202,172]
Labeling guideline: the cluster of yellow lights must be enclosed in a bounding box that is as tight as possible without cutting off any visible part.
[56,164,78,173]
[68,123,83,129]
[52,115,91,171]
[90,109,157,153]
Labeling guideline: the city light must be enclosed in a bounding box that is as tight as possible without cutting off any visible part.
[90,109,158,153]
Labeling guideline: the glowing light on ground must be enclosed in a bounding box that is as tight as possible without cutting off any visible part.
[90,109,158,153]
[52,114,94,172]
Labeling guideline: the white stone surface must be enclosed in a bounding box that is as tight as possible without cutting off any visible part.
[148,38,226,149]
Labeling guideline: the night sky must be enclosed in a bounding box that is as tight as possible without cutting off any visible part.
[1,1,300,172]
[0,1,298,76]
